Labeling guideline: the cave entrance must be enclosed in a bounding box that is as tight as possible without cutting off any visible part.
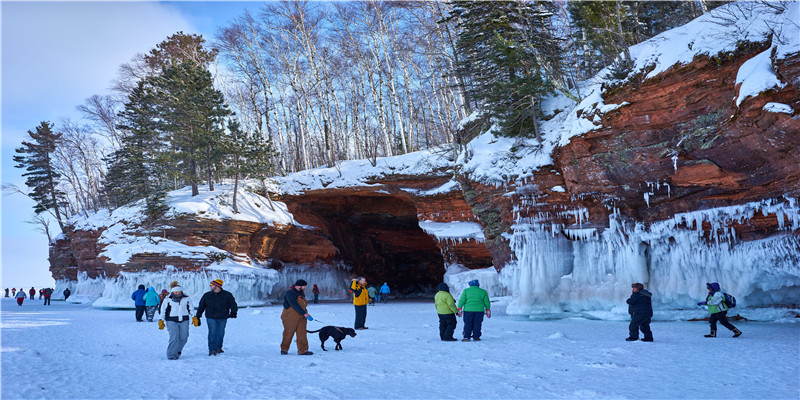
[290,192,445,296]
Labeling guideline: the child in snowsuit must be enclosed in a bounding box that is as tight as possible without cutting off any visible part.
[158,285,197,360]
[142,287,160,322]
[15,289,26,305]
[434,283,458,341]
[698,282,742,338]
[457,279,491,341]
[626,283,653,342]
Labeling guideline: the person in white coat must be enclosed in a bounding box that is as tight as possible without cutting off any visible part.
[157,285,198,360]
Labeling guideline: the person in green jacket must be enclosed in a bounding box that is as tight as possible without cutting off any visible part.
[457,279,491,341]
[434,283,458,341]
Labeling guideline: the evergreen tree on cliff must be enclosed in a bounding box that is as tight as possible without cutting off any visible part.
[450,0,560,141]
[13,121,67,231]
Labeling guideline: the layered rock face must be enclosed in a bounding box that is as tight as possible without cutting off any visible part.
[50,44,799,305]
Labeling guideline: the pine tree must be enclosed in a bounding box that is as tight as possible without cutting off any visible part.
[451,0,559,140]
[13,121,68,230]
[153,61,230,196]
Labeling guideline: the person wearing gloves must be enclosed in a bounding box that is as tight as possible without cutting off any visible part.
[131,284,147,322]
[280,279,314,355]
[142,287,160,322]
[196,279,238,356]
[434,283,458,341]
[625,283,654,342]
[698,282,742,338]
[157,284,197,360]
[351,277,369,329]
[457,279,491,341]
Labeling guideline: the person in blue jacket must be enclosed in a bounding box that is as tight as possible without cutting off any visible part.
[131,284,147,322]
[698,282,742,338]
[625,283,653,342]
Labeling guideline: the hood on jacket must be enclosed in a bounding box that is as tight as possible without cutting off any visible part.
[707,282,721,292]
[147,286,155,292]
[437,283,449,292]
[639,289,653,298]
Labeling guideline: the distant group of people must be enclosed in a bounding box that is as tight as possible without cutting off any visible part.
[5,287,64,306]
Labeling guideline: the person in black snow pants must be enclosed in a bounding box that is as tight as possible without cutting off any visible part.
[63,288,71,301]
[698,282,742,338]
[626,283,653,342]
[131,284,147,321]
[196,279,238,356]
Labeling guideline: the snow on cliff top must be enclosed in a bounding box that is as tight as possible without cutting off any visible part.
[458,1,798,184]
[273,146,455,195]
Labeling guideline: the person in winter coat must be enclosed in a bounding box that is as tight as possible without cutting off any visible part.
[312,284,320,304]
[142,287,160,322]
[131,284,147,321]
[434,283,458,341]
[626,283,654,342]
[15,289,26,305]
[379,282,390,303]
[29,287,36,300]
[157,284,197,360]
[12,288,17,297]
[367,285,377,306]
[698,282,742,338]
[4,288,8,297]
[43,288,53,305]
[39,289,44,300]
[158,289,169,308]
[63,288,71,301]
[196,279,238,356]
[281,279,314,355]
[351,277,369,330]
[457,279,491,341]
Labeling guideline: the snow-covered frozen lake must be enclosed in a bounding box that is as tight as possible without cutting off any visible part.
[2,298,798,399]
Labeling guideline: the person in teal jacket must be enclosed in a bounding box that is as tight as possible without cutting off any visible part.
[434,283,458,341]
[457,279,491,341]
[142,287,161,322]
[697,282,741,338]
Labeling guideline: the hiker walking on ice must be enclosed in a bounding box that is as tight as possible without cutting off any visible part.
[379,282,390,303]
[157,284,198,360]
[15,289,26,305]
[63,288,71,301]
[626,283,653,342]
[143,287,160,322]
[197,279,238,356]
[435,283,458,341]
[131,284,147,322]
[43,288,53,305]
[280,279,314,355]
[698,282,742,338]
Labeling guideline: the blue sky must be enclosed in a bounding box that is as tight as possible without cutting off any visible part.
[1,1,261,289]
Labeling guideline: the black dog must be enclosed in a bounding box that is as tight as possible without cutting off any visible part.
[306,326,357,351]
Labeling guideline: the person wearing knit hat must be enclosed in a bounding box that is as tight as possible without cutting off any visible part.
[157,284,197,360]
[197,279,239,356]
[280,280,314,355]
[457,279,491,341]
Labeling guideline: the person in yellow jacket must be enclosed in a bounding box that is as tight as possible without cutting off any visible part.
[351,277,369,330]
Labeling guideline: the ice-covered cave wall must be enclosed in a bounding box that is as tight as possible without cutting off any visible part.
[501,198,800,316]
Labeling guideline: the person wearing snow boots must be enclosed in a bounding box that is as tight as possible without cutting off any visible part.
[131,284,147,321]
[280,279,314,355]
[43,288,53,305]
[457,279,491,341]
[626,283,654,342]
[158,284,197,360]
[142,287,160,322]
[15,288,26,305]
[435,283,458,341]
[351,277,369,330]
[197,279,238,356]
[698,282,742,338]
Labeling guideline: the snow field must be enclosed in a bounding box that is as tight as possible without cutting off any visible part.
[2,299,798,399]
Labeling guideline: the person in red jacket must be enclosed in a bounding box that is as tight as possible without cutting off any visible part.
[29,287,36,300]
[43,288,53,305]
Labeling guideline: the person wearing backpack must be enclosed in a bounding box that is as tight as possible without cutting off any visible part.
[697,282,742,338]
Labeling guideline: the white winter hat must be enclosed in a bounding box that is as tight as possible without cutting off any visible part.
[171,286,184,293]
